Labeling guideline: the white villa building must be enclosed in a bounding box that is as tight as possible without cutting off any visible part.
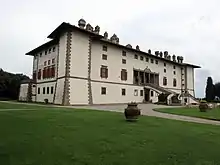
[19,19,200,105]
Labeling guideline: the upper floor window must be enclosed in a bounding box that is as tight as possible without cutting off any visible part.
[122,59,126,64]
[45,50,47,55]
[52,58,55,64]
[122,88,126,96]
[151,59,154,63]
[100,66,108,78]
[134,54,138,59]
[101,87,106,95]
[173,78,177,87]
[122,51,126,56]
[146,57,149,62]
[173,71,176,75]
[140,56,144,61]
[44,61,47,66]
[121,69,127,81]
[52,47,56,52]
[164,69,166,73]
[49,48,51,54]
[173,65,176,69]
[163,77,167,86]
[164,63,166,67]
[155,60,158,64]
[48,60,51,65]
[103,45,107,51]
[102,54,107,60]
[39,52,42,57]
[38,69,41,80]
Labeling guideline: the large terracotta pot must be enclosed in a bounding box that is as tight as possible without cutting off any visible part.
[199,102,208,112]
[124,102,141,121]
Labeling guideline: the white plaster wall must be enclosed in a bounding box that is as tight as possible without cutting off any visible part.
[91,40,182,91]
[33,58,38,71]
[186,67,194,91]
[70,31,89,78]
[57,33,67,78]
[69,78,88,105]
[19,84,28,101]
[92,82,145,104]
[36,82,56,103]
[54,78,65,104]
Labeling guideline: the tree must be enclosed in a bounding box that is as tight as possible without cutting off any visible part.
[205,77,215,102]
[0,69,29,100]
[214,82,220,98]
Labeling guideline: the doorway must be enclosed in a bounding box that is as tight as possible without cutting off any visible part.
[144,88,150,102]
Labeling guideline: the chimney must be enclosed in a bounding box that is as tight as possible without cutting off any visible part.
[159,51,163,57]
[86,23,93,31]
[164,51,168,58]
[78,18,86,28]
[94,25,100,34]
[148,49,151,54]
[177,56,180,63]
[104,32,108,39]
[155,51,159,56]
[126,44,132,48]
[172,54,176,62]
[136,45,140,51]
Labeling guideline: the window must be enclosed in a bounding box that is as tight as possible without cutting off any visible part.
[173,71,176,75]
[100,66,108,78]
[52,58,55,64]
[134,89,138,96]
[38,87,40,94]
[44,61,47,66]
[121,69,127,81]
[146,57,149,62]
[122,51,126,56]
[33,71,37,81]
[101,87,106,95]
[122,59,126,64]
[51,86,54,94]
[102,54,107,60]
[39,52,42,57]
[155,60,158,64]
[140,56,144,61]
[33,85,36,87]
[163,77,167,86]
[53,47,56,52]
[122,88,126,96]
[164,69,166,73]
[45,50,47,55]
[47,87,50,94]
[51,65,56,77]
[48,60,51,65]
[103,45,107,51]
[164,63,166,67]
[140,90,143,96]
[38,69,41,80]
[49,48,51,54]
[173,65,176,69]
[151,59,154,63]
[134,54,138,59]
[43,87,45,94]
[151,91,154,97]
[173,78,177,87]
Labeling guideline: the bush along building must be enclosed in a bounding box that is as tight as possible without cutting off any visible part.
[19,19,200,105]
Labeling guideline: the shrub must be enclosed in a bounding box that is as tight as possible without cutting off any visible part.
[199,101,208,112]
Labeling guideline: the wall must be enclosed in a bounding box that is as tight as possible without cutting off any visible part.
[69,78,88,104]
[19,84,28,101]
[36,82,56,103]
[186,66,195,96]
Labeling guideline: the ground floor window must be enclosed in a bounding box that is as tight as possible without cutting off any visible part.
[43,87,45,94]
[122,89,126,96]
[101,87,106,95]
[151,91,154,97]
[51,86,54,94]
[140,90,143,96]
[38,87,40,94]
[47,87,49,94]
[134,89,138,96]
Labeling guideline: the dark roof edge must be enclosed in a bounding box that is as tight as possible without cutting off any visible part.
[25,39,58,56]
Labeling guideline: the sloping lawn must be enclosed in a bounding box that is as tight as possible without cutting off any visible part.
[1,102,220,165]
[156,107,220,121]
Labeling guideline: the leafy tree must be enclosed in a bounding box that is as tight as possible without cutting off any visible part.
[205,77,215,102]
[0,69,29,100]
[214,82,220,98]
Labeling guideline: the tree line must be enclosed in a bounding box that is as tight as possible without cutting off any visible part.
[0,69,29,100]
[205,77,220,102]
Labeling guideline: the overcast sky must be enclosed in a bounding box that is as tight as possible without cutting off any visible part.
[0,0,219,97]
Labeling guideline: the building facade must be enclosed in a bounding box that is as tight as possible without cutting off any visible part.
[19,19,200,105]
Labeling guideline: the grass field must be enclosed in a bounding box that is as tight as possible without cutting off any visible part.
[156,107,220,121]
[1,102,220,165]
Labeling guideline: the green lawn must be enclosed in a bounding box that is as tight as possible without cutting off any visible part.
[1,102,220,164]
[156,107,220,121]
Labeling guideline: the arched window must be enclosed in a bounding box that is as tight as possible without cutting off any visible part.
[163,77,167,86]
[173,78,177,87]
